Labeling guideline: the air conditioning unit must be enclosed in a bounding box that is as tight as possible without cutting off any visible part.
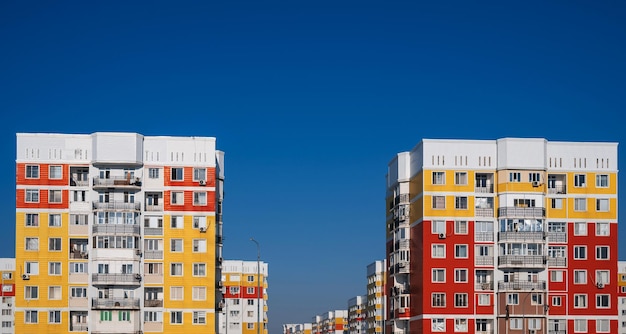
[438,233,446,239]
[199,180,206,186]
[597,282,605,289]
[532,181,540,187]
[199,226,207,232]
[135,249,142,256]
[135,274,142,281]
[22,274,30,280]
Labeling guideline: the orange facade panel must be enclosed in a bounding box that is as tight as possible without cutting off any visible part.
[163,190,216,212]
[163,166,216,187]
[16,188,69,209]
[16,163,69,186]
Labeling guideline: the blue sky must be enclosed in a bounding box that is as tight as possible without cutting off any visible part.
[1,1,625,333]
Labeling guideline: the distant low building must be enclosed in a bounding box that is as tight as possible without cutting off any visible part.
[347,295,366,334]
[618,261,626,334]
[366,260,386,334]
[0,258,15,334]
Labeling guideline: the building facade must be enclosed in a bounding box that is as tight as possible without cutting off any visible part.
[347,295,366,334]
[218,260,268,334]
[618,261,626,334]
[0,258,15,334]
[365,260,385,334]
[386,138,618,334]
[15,132,225,333]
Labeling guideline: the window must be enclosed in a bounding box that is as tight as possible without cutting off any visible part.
[49,262,61,275]
[192,239,206,253]
[119,311,131,321]
[597,319,610,332]
[26,165,39,178]
[596,294,610,308]
[144,311,163,322]
[455,172,467,185]
[432,172,445,185]
[145,263,163,275]
[49,310,61,323]
[509,318,522,330]
[25,237,39,251]
[193,192,207,205]
[432,269,445,282]
[148,168,160,179]
[455,293,468,307]
[550,270,564,282]
[455,245,468,258]
[193,168,206,181]
[528,318,541,330]
[25,310,38,323]
[49,190,62,203]
[171,239,183,252]
[170,311,183,324]
[70,262,87,274]
[171,167,184,181]
[25,286,38,299]
[432,220,445,234]
[507,293,519,305]
[455,196,468,209]
[229,287,240,294]
[596,270,609,285]
[455,269,467,283]
[574,174,586,187]
[193,263,206,276]
[531,293,543,305]
[596,174,609,188]
[432,318,445,331]
[509,172,521,182]
[49,238,62,251]
[26,189,39,202]
[247,299,255,305]
[171,191,184,205]
[574,246,587,259]
[171,216,183,228]
[25,261,39,274]
[596,246,609,260]
[529,172,541,182]
[70,287,87,298]
[247,323,255,330]
[2,272,11,280]
[596,198,609,212]
[551,198,563,209]
[193,216,207,229]
[478,294,490,306]
[432,244,445,258]
[574,222,587,236]
[170,287,183,300]
[26,213,39,226]
[455,220,467,234]
[432,293,445,307]
[574,319,587,332]
[246,287,254,294]
[49,166,62,179]
[49,214,61,227]
[574,294,587,308]
[247,275,254,282]
[552,296,562,306]
[432,196,445,209]
[596,222,609,236]
[170,263,183,276]
[193,311,206,324]
[476,319,488,332]
[192,287,206,301]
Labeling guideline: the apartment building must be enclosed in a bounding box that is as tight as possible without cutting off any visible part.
[618,261,626,334]
[365,260,385,334]
[15,132,225,333]
[0,258,15,334]
[347,295,366,334]
[218,260,268,334]
[386,138,618,334]
[315,310,347,334]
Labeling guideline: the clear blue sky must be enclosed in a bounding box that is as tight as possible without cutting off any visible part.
[1,1,625,333]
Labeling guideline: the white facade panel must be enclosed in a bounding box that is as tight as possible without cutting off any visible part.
[92,132,144,164]
[422,139,497,170]
[496,138,547,170]
[16,133,91,163]
[547,141,618,172]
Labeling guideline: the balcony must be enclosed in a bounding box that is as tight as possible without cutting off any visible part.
[498,207,545,218]
[475,256,494,266]
[93,176,142,189]
[144,227,163,236]
[497,280,546,291]
[547,257,567,267]
[498,255,546,268]
[92,273,142,285]
[70,323,88,332]
[92,224,140,235]
[69,250,89,259]
[475,208,494,217]
[92,297,140,309]
[475,281,494,290]
[548,232,567,243]
[93,201,141,211]
[396,262,409,274]
[547,185,567,194]
[394,239,409,251]
[144,299,164,307]
[498,231,545,243]
[144,250,163,260]
[475,232,494,242]
[475,184,494,193]
[145,203,163,212]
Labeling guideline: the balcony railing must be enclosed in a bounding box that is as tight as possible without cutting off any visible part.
[498,280,546,291]
[475,232,494,242]
[70,179,90,187]
[475,185,494,193]
[69,250,89,259]
[145,203,163,212]
[547,257,567,267]
[92,273,141,285]
[92,224,140,235]
[475,256,494,266]
[92,297,140,309]
[394,240,410,250]
[498,255,546,268]
[475,281,494,290]
[547,185,567,194]
[396,262,409,274]
[475,207,494,217]
[93,201,141,211]
[498,207,545,218]
[144,227,163,236]
[70,323,88,332]
[93,176,142,188]
[144,250,163,260]
[498,231,545,242]
[145,299,164,307]
[394,193,410,206]
[548,232,567,243]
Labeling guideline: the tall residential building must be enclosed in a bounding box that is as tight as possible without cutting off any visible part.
[347,295,366,334]
[386,138,618,334]
[319,311,347,334]
[218,260,268,334]
[365,260,385,334]
[0,258,16,334]
[618,261,626,334]
[15,132,225,334]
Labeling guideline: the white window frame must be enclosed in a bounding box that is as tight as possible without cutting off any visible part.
[574,198,587,211]
[170,167,184,181]
[170,263,183,276]
[574,174,586,187]
[455,244,468,258]
[432,172,445,185]
[455,196,468,209]
[193,191,207,205]
[432,196,446,209]
[25,189,39,203]
[455,172,467,185]
[49,165,63,179]
[26,165,39,179]
[574,294,587,308]
[574,222,587,236]
[596,174,609,188]
[432,244,445,258]
[455,220,468,234]
[596,222,610,236]
[574,246,587,260]
[432,269,445,283]
[596,198,609,212]
[596,246,609,260]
